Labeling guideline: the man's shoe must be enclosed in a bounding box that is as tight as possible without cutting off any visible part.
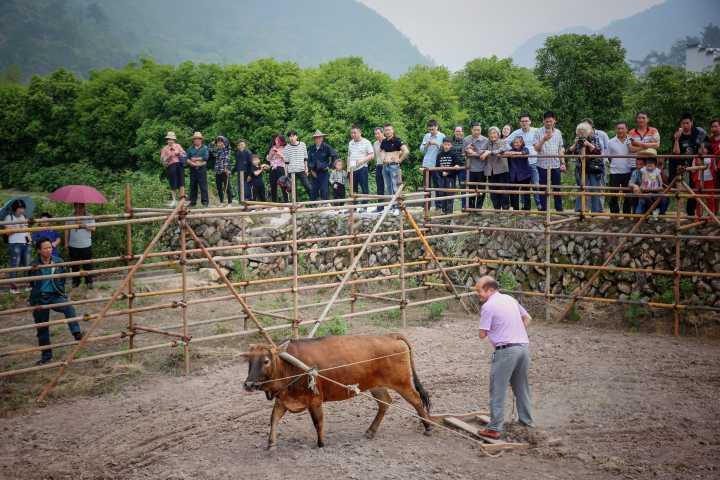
[73,331,84,341]
[36,357,53,365]
[477,428,502,440]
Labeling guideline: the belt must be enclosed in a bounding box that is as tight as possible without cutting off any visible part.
[495,343,525,351]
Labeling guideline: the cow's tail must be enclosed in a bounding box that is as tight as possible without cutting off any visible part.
[393,334,431,413]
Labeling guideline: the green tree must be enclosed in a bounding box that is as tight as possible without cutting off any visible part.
[212,59,301,156]
[627,65,720,150]
[453,56,551,129]
[24,69,82,167]
[291,57,400,155]
[393,65,464,189]
[535,34,632,134]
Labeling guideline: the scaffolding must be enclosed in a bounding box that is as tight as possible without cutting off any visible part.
[0,153,718,400]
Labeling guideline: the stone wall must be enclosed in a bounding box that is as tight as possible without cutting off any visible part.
[161,211,720,309]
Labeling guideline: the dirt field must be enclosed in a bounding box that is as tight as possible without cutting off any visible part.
[1,304,719,480]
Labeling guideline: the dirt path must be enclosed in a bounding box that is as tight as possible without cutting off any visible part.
[1,317,719,480]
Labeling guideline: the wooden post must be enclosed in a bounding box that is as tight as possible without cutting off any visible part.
[580,150,587,215]
[180,212,190,375]
[307,185,405,338]
[348,168,357,315]
[124,184,135,362]
[544,165,552,322]
[240,171,248,330]
[399,193,407,328]
[674,188,682,336]
[291,173,300,339]
[423,169,430,223]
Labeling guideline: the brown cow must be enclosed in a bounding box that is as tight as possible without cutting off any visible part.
[243,334,432,449]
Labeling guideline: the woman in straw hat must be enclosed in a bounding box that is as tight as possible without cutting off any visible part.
[160,131,186,207]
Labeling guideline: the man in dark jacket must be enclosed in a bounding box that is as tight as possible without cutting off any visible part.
[307,130,338,202]
[29,237,83,364]
[186,131,210,208]
[234,139,254,201]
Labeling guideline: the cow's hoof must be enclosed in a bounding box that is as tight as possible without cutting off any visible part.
[317,440,325,448]
[365,430,376,440]
[423,429,433,437]
[266,443,277,451]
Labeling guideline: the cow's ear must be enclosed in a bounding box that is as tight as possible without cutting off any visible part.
[236,351,250,358]
[276,340,290,352]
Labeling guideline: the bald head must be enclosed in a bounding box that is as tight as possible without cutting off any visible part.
[475,275,499,302]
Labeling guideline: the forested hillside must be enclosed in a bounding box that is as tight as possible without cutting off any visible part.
[0,0,431,80]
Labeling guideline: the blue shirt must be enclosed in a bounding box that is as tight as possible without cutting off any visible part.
[31,230,60,256]
[420,132,446,168]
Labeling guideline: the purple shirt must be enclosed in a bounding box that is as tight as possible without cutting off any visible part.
[478,291,530,347]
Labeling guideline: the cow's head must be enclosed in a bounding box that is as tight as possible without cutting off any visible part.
[242,344,279,392]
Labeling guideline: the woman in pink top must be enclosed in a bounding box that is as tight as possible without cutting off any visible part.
[267,134,288,203]
[160,131,186,207]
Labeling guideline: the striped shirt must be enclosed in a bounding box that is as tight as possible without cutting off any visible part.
[533,128,564,169]
[283,142,308,174]
[347,137,374,171]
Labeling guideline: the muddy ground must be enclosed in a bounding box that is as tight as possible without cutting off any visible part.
[1,302,719,480]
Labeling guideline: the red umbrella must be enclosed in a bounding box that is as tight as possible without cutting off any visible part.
[48,185,107,204]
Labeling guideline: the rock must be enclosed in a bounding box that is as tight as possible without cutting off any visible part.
[617,282,632,294]
[199,267,229,283]
[246,247,273,263]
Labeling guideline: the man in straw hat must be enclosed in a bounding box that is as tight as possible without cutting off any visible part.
[186,131,209,208]
[160,131,186,207]
[307,130,338,202]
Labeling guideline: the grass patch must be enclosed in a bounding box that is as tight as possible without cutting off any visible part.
[624,292,646,332]
[566,305,581,322]
[498,270,519,290]
[371,309,401,328]
[427,301,447,322]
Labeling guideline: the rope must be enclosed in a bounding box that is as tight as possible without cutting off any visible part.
[314,371,500,457]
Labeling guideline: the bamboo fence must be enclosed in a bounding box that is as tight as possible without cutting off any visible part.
[0,153,718,398]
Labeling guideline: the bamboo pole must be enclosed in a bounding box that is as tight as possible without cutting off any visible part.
[558,177,679,322]
[399,193,407,328]
[36,198,187,403]
[307,185,405,338]
[180,211,190,375]
[544,163,552,322]
[182,223,276,347]
[402,206,472,315]
[240,171,248,330]
[124,184,135,362]
[674,187,682,337]
[291,173,300,339]
[349,168,357,316]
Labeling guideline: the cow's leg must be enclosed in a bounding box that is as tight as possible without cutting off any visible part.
[365,387,392,439]
[267,399,287,450]
[394,385,433,436]
[308,401,325,448]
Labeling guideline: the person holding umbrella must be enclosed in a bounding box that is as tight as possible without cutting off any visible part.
[48,185,107,290]
[160,131,186,208]
[65,203,95,289]
[3,199,32,294]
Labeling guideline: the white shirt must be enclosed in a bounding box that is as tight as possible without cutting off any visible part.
[608,136,634,174]
[4,214,30,244]
[283,142,308,174]
[347,137,374,172]
[67,218,95,248]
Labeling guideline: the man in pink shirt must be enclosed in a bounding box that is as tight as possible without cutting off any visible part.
[475,275,534,439]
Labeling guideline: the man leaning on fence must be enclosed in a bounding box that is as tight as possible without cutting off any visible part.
[29,237,84,365]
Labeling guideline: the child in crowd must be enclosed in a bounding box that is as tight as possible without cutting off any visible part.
[250,154,269,202]
[4,199,32,293]
[30,213,61,256]
[505,136,533,210]
[630,156,668,216]
[435,136,461,214]
[330,159,347,200]
[691,154,716,216]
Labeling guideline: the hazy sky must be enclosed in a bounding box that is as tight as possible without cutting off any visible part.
[359,0,664,70]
